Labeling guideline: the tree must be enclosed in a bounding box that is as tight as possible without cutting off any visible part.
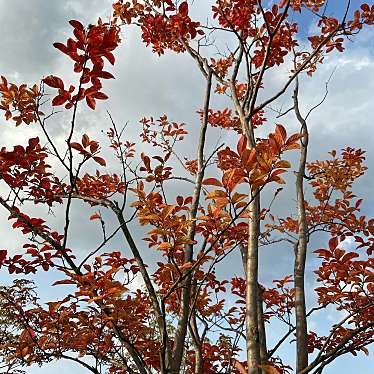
[0,1,373,373]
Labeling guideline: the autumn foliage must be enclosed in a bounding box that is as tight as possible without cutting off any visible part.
[0,1,373,374]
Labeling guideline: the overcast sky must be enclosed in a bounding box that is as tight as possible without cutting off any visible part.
[0,1,373,373]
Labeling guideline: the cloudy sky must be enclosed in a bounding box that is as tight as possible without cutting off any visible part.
[0,0,373,373]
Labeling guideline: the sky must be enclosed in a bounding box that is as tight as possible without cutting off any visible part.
[0,0,373,373]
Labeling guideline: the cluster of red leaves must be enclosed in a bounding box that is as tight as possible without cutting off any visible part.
[275,148,374,255]
[314,236,374,356]
[140,151,173,184]
[315,237,373,306]
[200,107,266,133]
[140,115,188,156]
[197,202,247,253]
[75,171,126,203]
[208,125,299,193]
[254,7,298,69]
[0,76,41,126]
[140,115,188,152]
[306,331,326,354]
[70,133,107,166]
[306,148,373,254]
[0,137,64,205]
[349,4,374,32]
[185,158,198,175]
[113,0,203,54]
[1,255,163,371]
[282,0,327,12]
[212,0,258,39]
[43,18,120,110]
[137,115,188,184]
[210,55,234,79]
[186,336,242,374]
[131,181,194,254]
[129,181,234,318]
[262,276,295,323]
[107,127,136,159]
[230,276,296,325]
[1,207,65,274]
[212,1,298,68]
[300,4,373,75]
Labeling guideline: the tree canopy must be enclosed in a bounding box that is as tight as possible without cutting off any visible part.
[0,1,373,373]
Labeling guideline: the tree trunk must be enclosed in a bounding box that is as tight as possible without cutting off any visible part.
[257,286,268,371]
[241,243,267,374]
[293,78,309,372]
[246,195,261,374]
[170,72,212,373]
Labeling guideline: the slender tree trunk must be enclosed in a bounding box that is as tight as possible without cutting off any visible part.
[170,72,212,373]
[194,344,203,374]
[293,78,309,372]
[240,242,267,374]
[246,195,261,374]
[257,286,268,370]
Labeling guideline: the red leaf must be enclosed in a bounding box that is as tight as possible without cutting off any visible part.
[53,42,69,54]
[43,75,64,89]
[28,137,39,149]
[237,135,247,155]
[276,124,287,142]
[314,249,332,259]
[361,4,370,12]
[90,213,101,221]
[98,71,115,79]
[203,178,222,187]
[0,250,7,265]
[69,20,84,31]
[82,134,90,148]
[52,95,68,106]
[93,92,109,100]
[52,279,76,286]
[70,142,84,152]
[179,1,189,16]
[93,156,106,166]
[328,237,339,251]
[86,95,96,110]
[105,52,115,65]
[341,252,359,263]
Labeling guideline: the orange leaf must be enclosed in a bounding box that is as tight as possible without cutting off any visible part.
[159,242,173,250]
[275,160,291,169]
[206,190,227,199]
[276,124,287,142]
[234,361,246,374]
